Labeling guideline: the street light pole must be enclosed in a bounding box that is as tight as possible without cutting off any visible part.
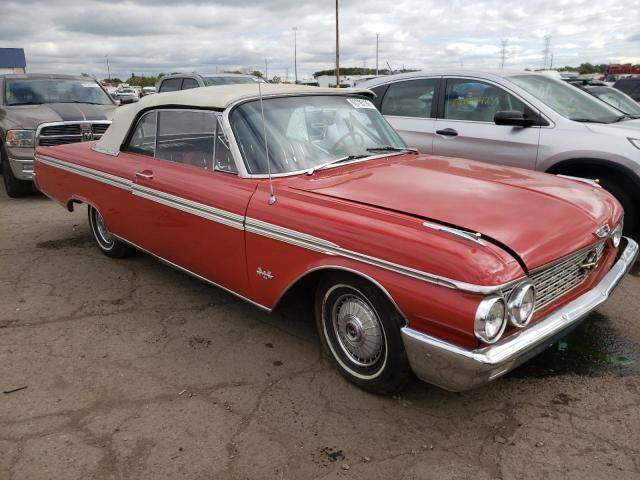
[376,34,379,76]
[265,58,268,81]
[292,27,298,84]
[105,55,111,82]
[335,0,340,88]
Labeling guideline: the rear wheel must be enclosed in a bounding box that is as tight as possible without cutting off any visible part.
[315,273,412,394]
[87,205,133,258]
[1,148,32,198]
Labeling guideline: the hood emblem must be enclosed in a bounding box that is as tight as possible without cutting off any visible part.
[594,224,610,238]
[580,248,603,274]
[80,123,94,141]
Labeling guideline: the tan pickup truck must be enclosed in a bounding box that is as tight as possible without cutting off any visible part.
[0,73,116,197]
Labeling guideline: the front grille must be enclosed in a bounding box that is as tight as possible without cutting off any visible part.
[37,122,111,146]
[92,124,110,135]
[503,241,606,312]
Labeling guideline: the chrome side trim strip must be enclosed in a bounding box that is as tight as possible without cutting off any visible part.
[422,221,485,246]
[245,218,339,254]
[132,184,245,230]
[113,234,271,312]
[35,154,130,190]
[556,174,602,188]
[35,154,518,294]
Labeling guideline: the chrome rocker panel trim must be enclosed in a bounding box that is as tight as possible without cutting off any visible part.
[401,237,639,392]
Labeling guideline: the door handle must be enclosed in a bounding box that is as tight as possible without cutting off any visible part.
[435,128,458,137]
[135,170,153,180]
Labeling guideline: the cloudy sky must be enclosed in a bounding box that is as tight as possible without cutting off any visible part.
[2,0,638,80]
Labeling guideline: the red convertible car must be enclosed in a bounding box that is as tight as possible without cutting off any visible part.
[33,84,638,394]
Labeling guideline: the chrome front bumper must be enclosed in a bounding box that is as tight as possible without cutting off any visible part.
[401,237,639,392]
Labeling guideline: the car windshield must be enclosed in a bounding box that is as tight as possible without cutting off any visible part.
[204,76,264,86]
[229,95,407,175]
[588,87,640,116]
[510,74,621,123]
[5,78,113,106]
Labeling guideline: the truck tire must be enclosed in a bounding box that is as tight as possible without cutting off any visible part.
[599,176,639,241]
[1,148,32,198]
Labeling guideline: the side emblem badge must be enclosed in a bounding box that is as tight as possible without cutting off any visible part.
[256,267,273,280]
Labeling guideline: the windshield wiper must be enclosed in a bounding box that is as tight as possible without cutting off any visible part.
[365,146,419,153]
[59,101,106,105]
[7,102,42,106]
[571,118,609,124]
[307,155,369,175]
[613,114,640,122]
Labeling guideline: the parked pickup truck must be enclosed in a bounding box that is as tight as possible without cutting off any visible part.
[0,73,116,197]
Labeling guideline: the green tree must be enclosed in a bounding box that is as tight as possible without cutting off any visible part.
[251,70,264,78]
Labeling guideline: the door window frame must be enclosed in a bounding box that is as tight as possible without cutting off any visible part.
[374,76,443,120]
[437,76,551,127]
[122,107,240,175]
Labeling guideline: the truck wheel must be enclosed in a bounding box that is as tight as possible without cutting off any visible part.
[599,176,639,241]
[1,149,32,198]
[315,273,412,394]
[87,205,133,258]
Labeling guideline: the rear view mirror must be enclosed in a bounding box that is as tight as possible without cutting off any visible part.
[494,110,535,127]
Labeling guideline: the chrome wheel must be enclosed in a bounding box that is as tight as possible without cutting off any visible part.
[89,206,115,251]
[331,293,384,367]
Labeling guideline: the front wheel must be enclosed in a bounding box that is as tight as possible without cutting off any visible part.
[87,205,133,258]
[315,273,412,394]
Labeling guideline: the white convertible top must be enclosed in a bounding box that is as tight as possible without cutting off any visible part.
[95,84,374,154]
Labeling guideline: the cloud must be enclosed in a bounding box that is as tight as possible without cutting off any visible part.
[0,0,638,80]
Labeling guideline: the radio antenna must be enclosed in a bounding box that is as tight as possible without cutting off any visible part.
[258,81,276,205]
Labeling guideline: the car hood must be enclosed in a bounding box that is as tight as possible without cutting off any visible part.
[585,118,640,137]
[287,155,619,270]
[2,103,115,131]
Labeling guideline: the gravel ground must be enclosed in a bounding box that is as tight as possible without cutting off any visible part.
[1,190,639,480]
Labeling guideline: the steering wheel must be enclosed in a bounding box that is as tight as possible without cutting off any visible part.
[331,131,365,152]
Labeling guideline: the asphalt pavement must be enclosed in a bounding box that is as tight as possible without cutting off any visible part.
[1,190,639,480]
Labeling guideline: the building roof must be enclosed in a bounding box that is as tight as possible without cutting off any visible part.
[95,84,373,153]
[0,48,26,68]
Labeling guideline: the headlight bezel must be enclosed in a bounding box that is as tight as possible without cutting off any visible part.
[5,129,36,148]
[610,218,624,248]
[474,295,507,344]
[506,282,536,328]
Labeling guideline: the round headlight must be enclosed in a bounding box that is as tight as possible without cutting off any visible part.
[474,296,507,344]
[507,282,536,328]
[610,219,624,248]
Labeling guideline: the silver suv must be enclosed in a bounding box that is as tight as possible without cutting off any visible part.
[156,73,266,93]
[360,71,640,238]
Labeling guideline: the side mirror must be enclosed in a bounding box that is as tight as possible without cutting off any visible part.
[494,110,535,127]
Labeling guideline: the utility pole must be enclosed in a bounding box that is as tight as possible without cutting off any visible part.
[335,0,340,88]
[376,34,379,76]
[499,39,508,68]
[265,58,268,81]
[292,27,298,84]
[105,55,111,82]
[542,35,552,69]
